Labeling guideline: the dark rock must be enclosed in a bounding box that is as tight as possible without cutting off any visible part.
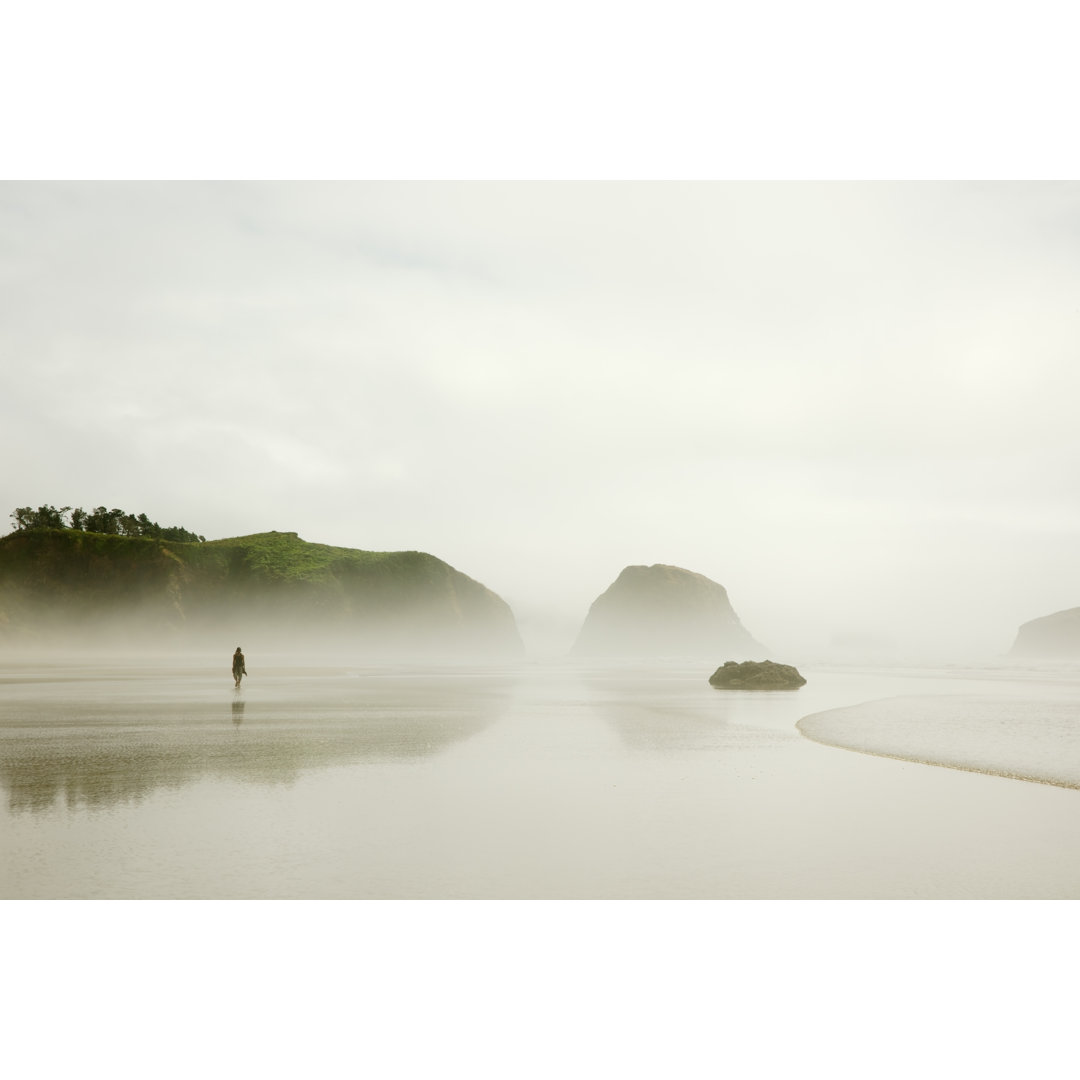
[708,659,806,690]
[572,564,765,658]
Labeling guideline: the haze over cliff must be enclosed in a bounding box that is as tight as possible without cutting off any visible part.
[572,564,766,659]
[1009,607,1080,659]
[0,528,524,658]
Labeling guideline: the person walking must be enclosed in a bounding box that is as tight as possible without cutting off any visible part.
[232,646,247,688]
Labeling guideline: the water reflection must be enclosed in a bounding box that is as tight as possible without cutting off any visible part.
[577,666,807,753]
[0,669,515,813]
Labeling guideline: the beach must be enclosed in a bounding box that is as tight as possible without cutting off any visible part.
[1,655,1078,899]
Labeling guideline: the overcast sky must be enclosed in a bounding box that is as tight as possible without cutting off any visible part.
[3,180,1079,657]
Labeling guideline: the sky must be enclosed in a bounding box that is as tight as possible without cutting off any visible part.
[3,180,1079,658]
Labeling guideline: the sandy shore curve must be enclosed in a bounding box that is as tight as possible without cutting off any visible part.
[798,692,1080,790]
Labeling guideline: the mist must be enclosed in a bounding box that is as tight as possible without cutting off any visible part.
[3,181,1080,665]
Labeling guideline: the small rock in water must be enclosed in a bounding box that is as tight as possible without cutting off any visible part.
[708,659,806,690]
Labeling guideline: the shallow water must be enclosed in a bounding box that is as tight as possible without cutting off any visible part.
[2,656,1078,898]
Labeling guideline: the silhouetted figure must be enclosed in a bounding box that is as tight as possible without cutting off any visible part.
[232,647,247,688]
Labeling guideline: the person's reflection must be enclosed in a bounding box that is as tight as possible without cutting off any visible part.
[231,699,246,725]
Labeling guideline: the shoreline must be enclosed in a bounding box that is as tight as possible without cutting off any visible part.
[798,689,1080,792]
[798,717,1080,792]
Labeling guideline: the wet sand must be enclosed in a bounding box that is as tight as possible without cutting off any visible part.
[1,656,1078,898]
[799,676,1080,789]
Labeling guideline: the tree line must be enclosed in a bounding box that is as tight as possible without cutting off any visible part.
[9,505,205,543]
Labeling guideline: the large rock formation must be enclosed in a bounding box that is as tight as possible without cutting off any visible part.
[1009,607,1080,659]
[708,659,806,690]
[572,564,765,658]
[0,528,524,657]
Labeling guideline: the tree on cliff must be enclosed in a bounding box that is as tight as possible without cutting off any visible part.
[9,505,204,542]
[11,505,71,530]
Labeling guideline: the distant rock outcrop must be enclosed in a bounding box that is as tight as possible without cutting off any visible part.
[572,564,765,658]
[0,528,524,657]
[1009,607,1080,658]
[708,659,806,690]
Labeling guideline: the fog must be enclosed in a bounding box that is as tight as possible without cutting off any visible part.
[3,181,1080,662]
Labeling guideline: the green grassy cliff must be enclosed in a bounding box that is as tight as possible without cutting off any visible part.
[0,529,523,656]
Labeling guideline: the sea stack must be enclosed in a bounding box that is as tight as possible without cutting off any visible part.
[1009,607,1080,658]
[572,564,765,658]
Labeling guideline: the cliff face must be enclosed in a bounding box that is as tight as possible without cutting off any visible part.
[572,564,765,658]
[1009,607,1080,658]
[0,529,524,657]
